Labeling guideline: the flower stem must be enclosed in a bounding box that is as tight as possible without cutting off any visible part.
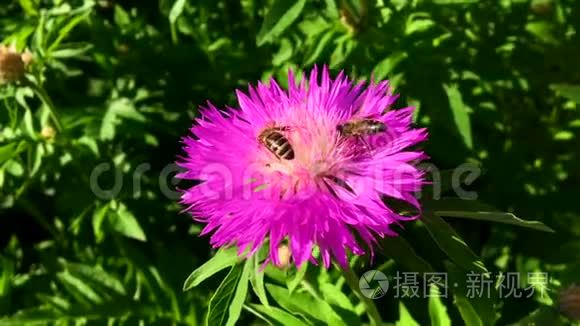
[341,265,383,326]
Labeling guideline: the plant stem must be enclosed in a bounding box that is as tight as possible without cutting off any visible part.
[23,77,62,131]
[341,265,383,326]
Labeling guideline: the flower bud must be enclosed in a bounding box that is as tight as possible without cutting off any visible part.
[277,244,291,268]
[40,126,56,141]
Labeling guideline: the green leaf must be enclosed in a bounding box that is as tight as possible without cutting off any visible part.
[226,260,252,326]
[324,0,339,18]
[273,38,294,66]
[453,296,483,326]
[406,13,436,35]
[286,264,307,294]
[169,0,187,25]
[424,198,554,232]
[5,160,23,177]
[21,109,35,139]
[47,9,92,54]
[422,213,488,274]
[206,264,244,326]
[380,236,435,274]
[114,5,131,27]
[445,261,496,326]
[550,84,580,104]
[257,0,307,46]
[0,308,63,325]
[0,142,27,165]
[34,11,46,52]
[57,271,103,305]
[0,256,15,297]
[428,285,451,326]
[35,294,70,313]
[183,247,240,291]
[246,304,309,326]
[50,43,93,59]
[435,211,554,233]
[92,203,109,242]
[319,283,355,311]
[110,202,147,241]
[443,84,473,149]
[65,262,127,296]
[76,136,100,156]
[3,25,35,50]
[30,143,44,177]
[17,0,38,16]
[266,283,346,326]
[305,29,335,65]
[250,256,269,307]
[100,98,146,140]
[330,37,356,68]
[373,51,407,81]
[396,302,419,326]
[526,21,558,44]
[510,306,562,326]
[554,130,574,141]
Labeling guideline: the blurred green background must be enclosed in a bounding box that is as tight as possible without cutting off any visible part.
[0,0,579,325]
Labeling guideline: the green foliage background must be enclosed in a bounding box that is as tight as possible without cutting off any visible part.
[0,0,579,325]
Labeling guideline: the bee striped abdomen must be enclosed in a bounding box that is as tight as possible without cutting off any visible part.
[259,127,295,160]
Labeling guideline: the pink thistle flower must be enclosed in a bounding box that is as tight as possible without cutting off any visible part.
[177,66,428,268]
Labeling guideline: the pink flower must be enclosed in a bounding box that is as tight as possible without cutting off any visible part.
[177,66,427,268]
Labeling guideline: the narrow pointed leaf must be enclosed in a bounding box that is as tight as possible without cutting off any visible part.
[422,213,488,274]
[443,84,473,149]
[250,256,269,307]
[246,304,309,326]
[256,0,307,46]
[225,260,252,326]
[207,264,244,326]
[183,247,239,291]
[428,285,451,326]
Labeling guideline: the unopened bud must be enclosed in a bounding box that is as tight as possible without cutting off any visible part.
[340,9,358,34]
[277,244,291,268]
[40,126,56,140]
[559,285,580,321]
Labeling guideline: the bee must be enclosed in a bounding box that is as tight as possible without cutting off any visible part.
[337,118,387,137]
[258,126,295,160]
[337,118,388,151]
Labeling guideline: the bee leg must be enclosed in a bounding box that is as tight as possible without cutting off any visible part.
[357,136,372,153]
